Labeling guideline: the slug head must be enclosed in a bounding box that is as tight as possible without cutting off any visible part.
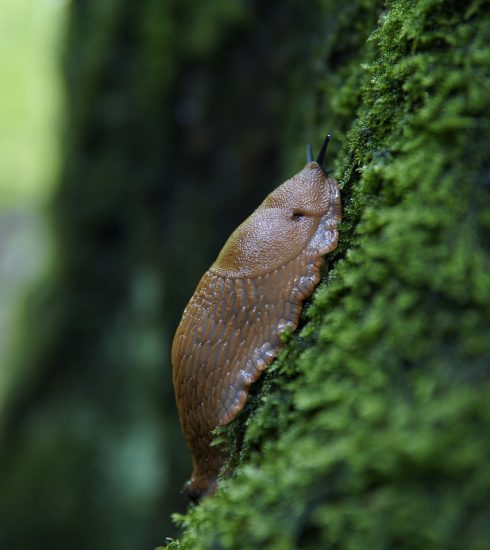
[211,162,340,277]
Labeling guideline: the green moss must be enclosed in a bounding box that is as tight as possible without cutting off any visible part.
[168,0,490,548]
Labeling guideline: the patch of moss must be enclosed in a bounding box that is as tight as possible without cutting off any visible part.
[167,0,490,548]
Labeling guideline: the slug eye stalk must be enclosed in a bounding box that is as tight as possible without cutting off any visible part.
[316,134,332,168]
[306,143,313,163]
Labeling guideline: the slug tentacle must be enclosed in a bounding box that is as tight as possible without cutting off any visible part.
[306,143,314,163]
[316,133,331,168]
[172,157,341,502]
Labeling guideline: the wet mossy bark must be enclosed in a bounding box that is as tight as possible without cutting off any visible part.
[167,1,490,548]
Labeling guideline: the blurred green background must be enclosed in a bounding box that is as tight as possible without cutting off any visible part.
[0,1,318,548]
[0,0,62,387]
[0,0,62,207]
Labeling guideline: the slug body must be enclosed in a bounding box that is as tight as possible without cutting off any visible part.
[172,153,341,502]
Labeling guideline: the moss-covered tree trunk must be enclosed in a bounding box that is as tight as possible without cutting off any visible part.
[167,0,490,548]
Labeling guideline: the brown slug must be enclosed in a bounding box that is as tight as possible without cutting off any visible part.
[172,135,341,502]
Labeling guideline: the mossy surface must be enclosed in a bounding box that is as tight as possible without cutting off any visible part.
[166,0,490,548]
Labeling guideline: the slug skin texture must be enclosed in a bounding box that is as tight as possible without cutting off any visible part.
[172,161,341,502]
